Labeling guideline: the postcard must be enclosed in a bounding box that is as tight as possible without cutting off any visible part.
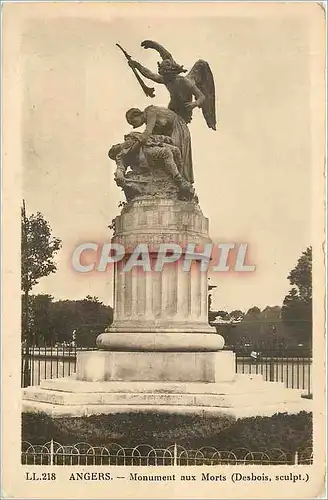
[1,2,326,498]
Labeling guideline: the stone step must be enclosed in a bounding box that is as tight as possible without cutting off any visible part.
[23,384,303,408]
[22,399,312,419]
[38,374,286,395]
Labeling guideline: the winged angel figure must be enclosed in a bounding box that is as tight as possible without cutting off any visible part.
[128,40,217,130]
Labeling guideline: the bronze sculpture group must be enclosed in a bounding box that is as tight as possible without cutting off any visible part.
[109,40,216,202]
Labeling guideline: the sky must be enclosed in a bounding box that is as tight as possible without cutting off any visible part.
[21,6,312,312]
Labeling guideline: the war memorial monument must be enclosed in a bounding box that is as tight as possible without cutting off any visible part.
[22,40,311,419]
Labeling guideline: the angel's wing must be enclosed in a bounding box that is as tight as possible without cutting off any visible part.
[187,60,216,130]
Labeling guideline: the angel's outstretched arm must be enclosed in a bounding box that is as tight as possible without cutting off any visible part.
[129,60,164,84]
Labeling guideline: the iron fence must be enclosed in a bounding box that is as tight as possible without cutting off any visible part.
[236,355,312,393]
[21,345,313,395]
[21,346,96,387]
[21,441,313,466]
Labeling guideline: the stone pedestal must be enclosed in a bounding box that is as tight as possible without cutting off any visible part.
[76,350,235,383]
[97,198,224,351]
[22,197,311,419]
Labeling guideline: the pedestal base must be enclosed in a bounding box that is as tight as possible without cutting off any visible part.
[96,332,224,351]
[22,350,312,419]
[76,349,234,383]
[22,374,312,419]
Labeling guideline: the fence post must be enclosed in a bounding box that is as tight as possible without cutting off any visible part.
[294,451,299,465]
[173,443,177,466]
[50,439,54,466]
[22,346,32,388]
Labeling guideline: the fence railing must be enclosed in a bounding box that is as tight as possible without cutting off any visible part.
[21,346,96,388]
[21,345,312,395]
[236,355,312,393]
[21,441,313,466]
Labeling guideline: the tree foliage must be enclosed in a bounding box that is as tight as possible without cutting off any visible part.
[212,306,295,349]
[287,247,312,302]
[282,247,312,346]
[24,295,113,347]
[21,208,62,293]
[23,294,56,345]
[229,310,245,321]
[209,249,312,350]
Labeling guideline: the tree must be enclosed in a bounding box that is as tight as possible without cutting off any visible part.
[42,296,113,347]
[26,294,56,346]
[282,247,312,347]
[21,202,61,385]
[246,306,261,316]
[22,295,113,347]
[229,310,245,322]
[21,203,62,294]
[229,306,262,346]
[286,247,312,302]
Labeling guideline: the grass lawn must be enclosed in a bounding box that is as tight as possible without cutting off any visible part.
[22,411,312,453]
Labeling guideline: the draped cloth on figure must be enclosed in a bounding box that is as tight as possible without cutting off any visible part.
[144,105,194,185]
[171,113,194,184]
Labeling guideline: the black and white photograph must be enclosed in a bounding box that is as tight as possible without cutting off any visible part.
[1,2,326,499]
